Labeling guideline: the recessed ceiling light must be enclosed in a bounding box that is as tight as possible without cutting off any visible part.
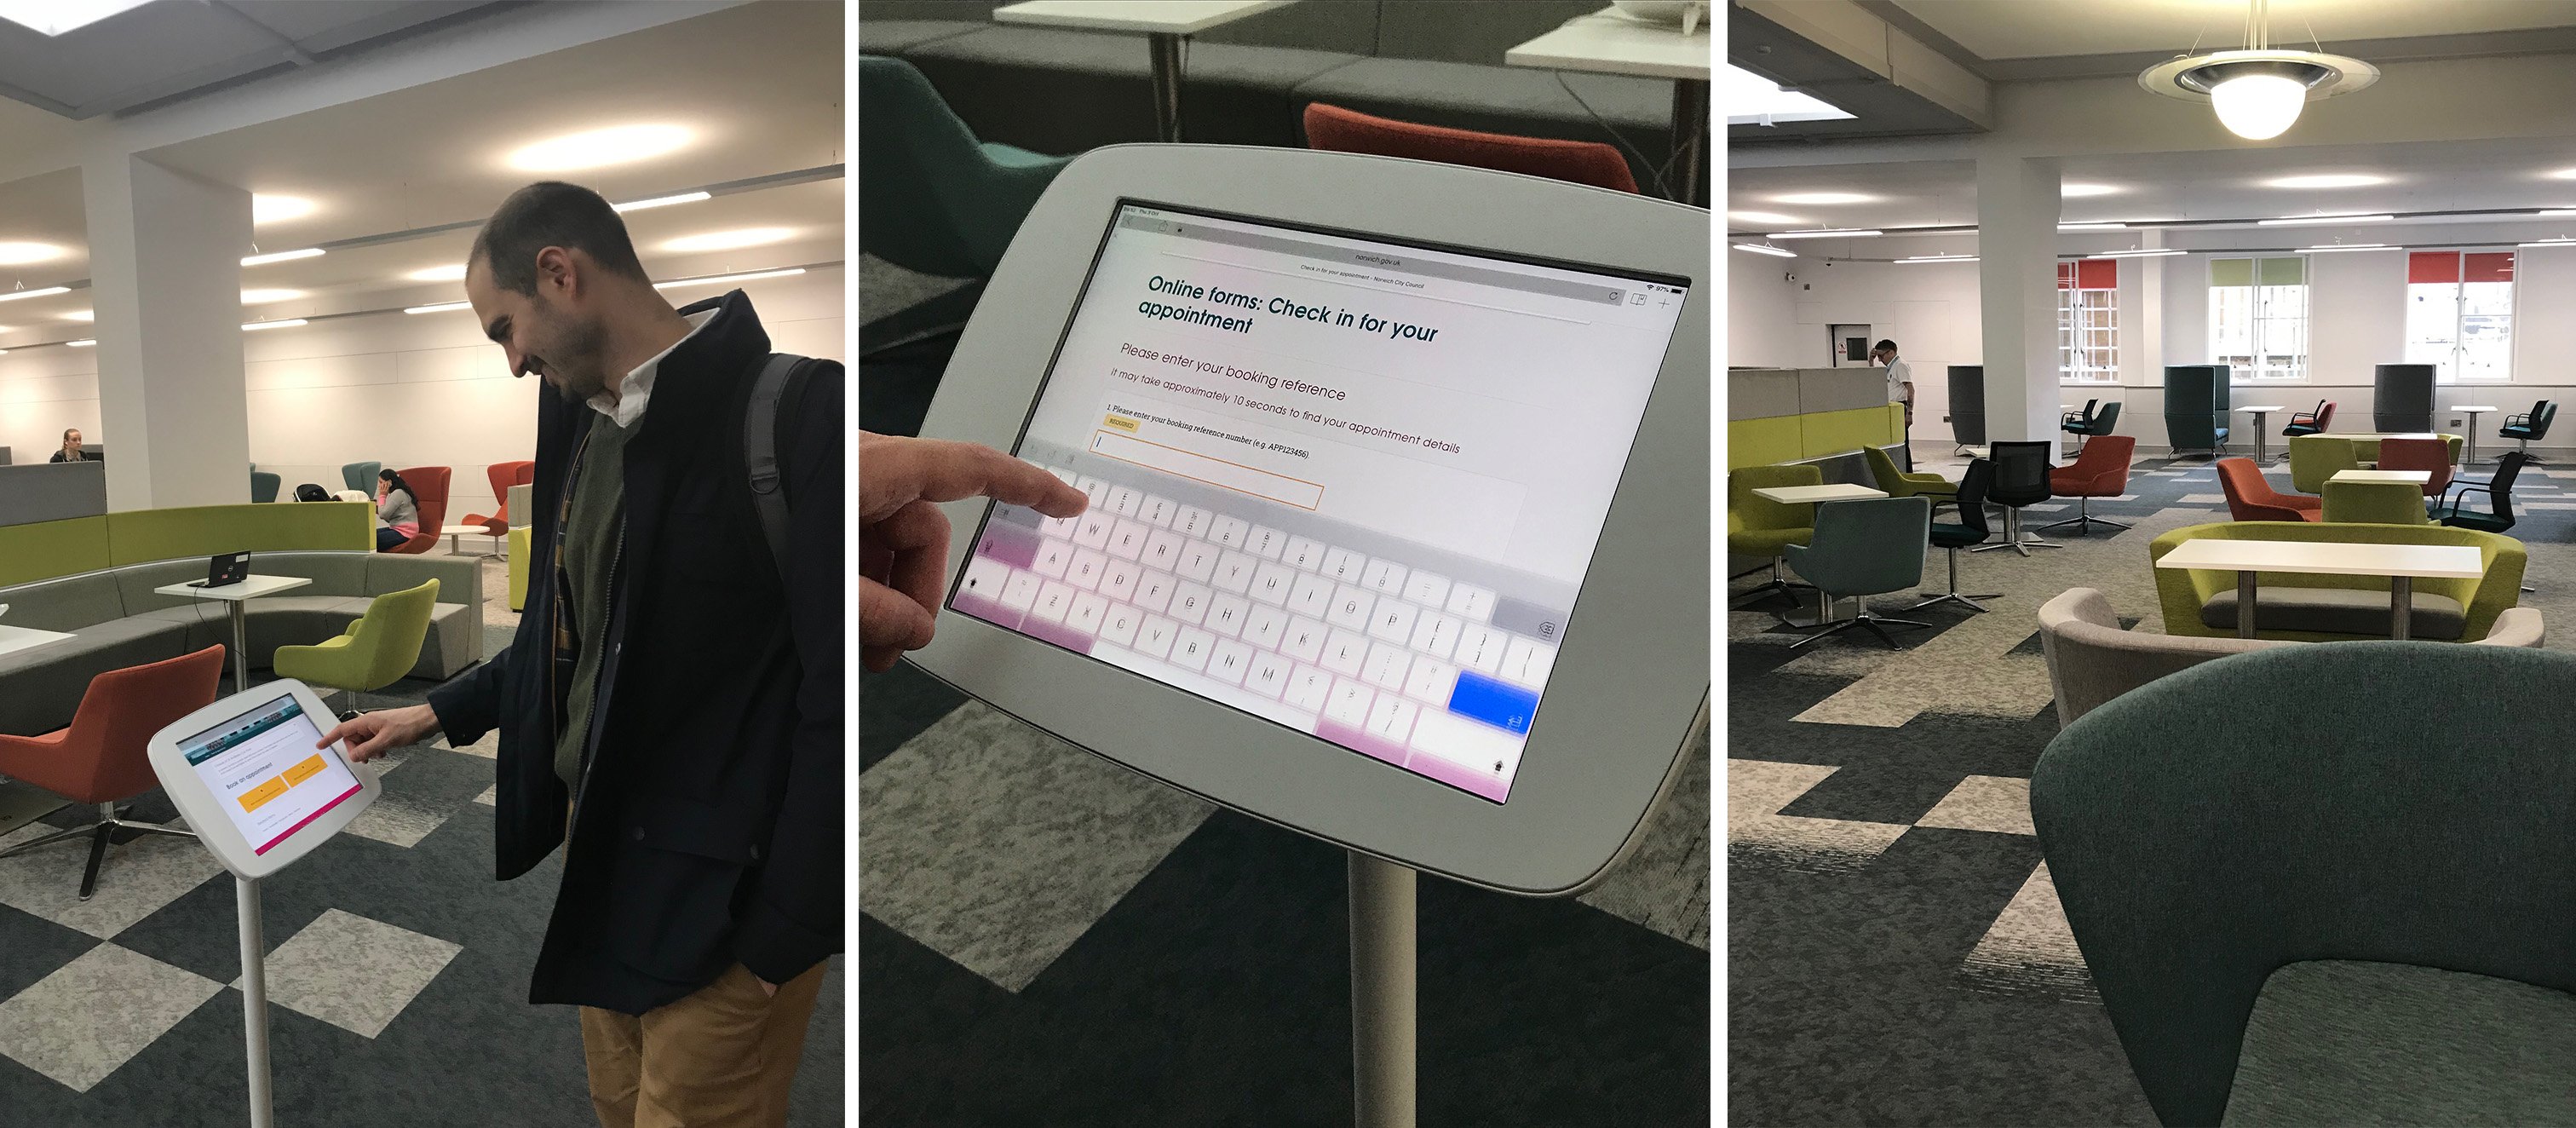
[2545,169,2576,181]
[613,191,713,213]
[405,301,474,315]
[2301,244,2389,253]
[406,263,467,283]
[1773,192,1877,205]
[240,288,306,305]
[2059,222,2129,232]
[63,308,93,321]
[1733,244,1797,258]
[0,241,65,266]
[2263,174,2388,189]
[504,124,694,173]
[2258,214,2395,226]
[2061,183,2120,198]
[652,267,808,291]
[1896,256,1978,263]
[251,195,314,225]
[2520,238,2576,247]
[660,227,796,253]
[241,319,306,331]
[2099,248,2186,258]
[1768,228,1881,239]
[66,338,95,347]
[0,0,152,36]
[1728,210,1806,226]
[0,286,69,303]
[242,248,323,267]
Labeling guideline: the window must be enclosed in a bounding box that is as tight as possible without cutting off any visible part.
[2209,256,2309,381]
[2058,258,2118,383]
[2406,250,2514,382]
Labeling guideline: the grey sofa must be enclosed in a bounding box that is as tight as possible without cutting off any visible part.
[0,551,483,736]
[2038,588,2544,728]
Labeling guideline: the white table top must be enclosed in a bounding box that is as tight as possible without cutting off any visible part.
[993,0,1294,35]
[2454,405,2498,412]
[0,623,75,659]
[152,574,313,602]
[2156,538,2484,579]
[2331,469,2433,485]
[1753,483,1888,504]
[2318,432,2444,440]
[442,524,499,537]
[2238,405,2288,412]
[1504,7,1711,81]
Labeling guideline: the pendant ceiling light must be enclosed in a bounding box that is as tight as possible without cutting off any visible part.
[2139,0,2377,141]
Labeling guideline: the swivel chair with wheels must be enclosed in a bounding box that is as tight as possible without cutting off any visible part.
[1912,459,2002,614]
[2499,400,2555,463]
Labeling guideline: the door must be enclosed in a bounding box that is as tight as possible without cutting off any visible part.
[1828,324,1876,367]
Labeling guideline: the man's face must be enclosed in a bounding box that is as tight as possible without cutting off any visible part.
[466,250,614,406]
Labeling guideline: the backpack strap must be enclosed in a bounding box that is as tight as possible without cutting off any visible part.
[744,353,814,587]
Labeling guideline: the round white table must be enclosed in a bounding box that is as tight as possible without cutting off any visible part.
[2237,406,2288,463]
[2454,406,2496,462]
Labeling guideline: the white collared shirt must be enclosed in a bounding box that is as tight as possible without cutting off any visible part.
[589,308,718,429]
[1884,356,1912,402]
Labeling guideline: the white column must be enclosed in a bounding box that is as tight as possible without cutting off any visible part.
[83,154,252,510]
[1976,155,2062,458]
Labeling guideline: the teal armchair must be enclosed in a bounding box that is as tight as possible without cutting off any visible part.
[1782,496,1932,649]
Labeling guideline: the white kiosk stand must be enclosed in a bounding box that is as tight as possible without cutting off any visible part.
[907,146,1710,1125]
[147,681,382,1128]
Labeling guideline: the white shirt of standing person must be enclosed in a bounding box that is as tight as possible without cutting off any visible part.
[1883,355,1912,403]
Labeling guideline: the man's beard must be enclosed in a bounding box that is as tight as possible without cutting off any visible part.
[540,314,613,405]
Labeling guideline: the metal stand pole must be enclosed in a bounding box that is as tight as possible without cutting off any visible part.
[230,602,250,694]
[1348,851,1416,1128]
[1147,32,1185,142]
[239,876,273,1128]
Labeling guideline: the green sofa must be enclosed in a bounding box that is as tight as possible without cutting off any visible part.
[0,502,371,588]
[2287,434,2464,495]
[2149,521,2525,643]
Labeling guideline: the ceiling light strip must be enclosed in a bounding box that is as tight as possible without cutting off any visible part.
[1768,229,1881,239]
[0,285,72,303]
[241,248,324,267]
[2257,215,2395,227]
[1732,244,1796,258]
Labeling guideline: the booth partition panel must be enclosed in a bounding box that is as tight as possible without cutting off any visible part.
[2162,365,2231,457]
[2373,364,2436,434]
[1948,365,1985,447]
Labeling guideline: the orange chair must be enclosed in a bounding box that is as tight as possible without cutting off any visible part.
[2216,458,2323,522]
[460,459,534,537]
[2377,437,2454,498]
[0,646,224,899]
[1301,102,1640,194]
[2043,435,2136,535]
[384,465,451,555]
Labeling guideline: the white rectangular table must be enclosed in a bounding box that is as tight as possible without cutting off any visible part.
[154,575,313,693]
[1505,6,1710,203]
[0,624,74,660]
[2237,405,2288,463]
[2330,469,2432,486]
[994,1,1297,142]
[1751,483,1887,504]
[2453,406,2497,461]
[2154,538,2483,641]
[441,523,502,556]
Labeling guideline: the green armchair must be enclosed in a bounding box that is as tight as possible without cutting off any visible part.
[1863,444,1955,499]
[1729,464,1820,607]
[2321,481,2428,525]
[2148,521,2525,642]
[272,578,440,712]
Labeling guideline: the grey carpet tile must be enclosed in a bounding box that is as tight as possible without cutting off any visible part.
[0,783,65,838]
[0,944,221,1093]
[239,908,462,1039]
[1955,861,2098,1004]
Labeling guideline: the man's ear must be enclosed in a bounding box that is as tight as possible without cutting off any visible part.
[535,245,577,296]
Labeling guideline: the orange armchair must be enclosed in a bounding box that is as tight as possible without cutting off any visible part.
[0,645,224,899]
[2044,435,2136,535]
[461,459,534,537]
[2376,437,2454,498]
[2216,457,2323,522]
[1302,102,1640,194]
[385,465,452,555]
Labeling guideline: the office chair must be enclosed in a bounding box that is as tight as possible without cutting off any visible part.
[1970,441,2063,555]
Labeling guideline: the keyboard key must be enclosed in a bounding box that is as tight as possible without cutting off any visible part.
[1446,583,1496,622]
[1032,581,1077,624]
[1213,550,1258,594]
[1288,573,1336,618]
[1041,464,1075,486]
[1361,642,1411,690]
[1412,612,1461,659]
[1171,627,1215,671]
[1176,540,1219,583]
[1456,623,1507,674]
[1284,537,1326,570]
[1365,695,1420,745]
[1033,538,1073,579]
[1361,559,1408,596]
[1402,571,1452,607]
[1285,664,1333,712]
[1106,485,1141,517]
[1143,529,1184,570]
[1246,525,1285,560]
[1322,629,1371,676]
[1410,705,1521,772]
[1283,618,1329,663]
[1000,569,1042,612]
[1211,515,1251,549]
[1107,519,1149,561]
[1501,636,1556,688]
[1403,658,1457,705]
[1074,475,1107,508]
[960,556,1011,603]
[1067,592,1108,636]
[1175,505,1212,538]
[1208,640,1255,685]
[1322,547,1366,583]
[1205,593,1252,637]
[1447,670,1539,734]
[1067,549,1108,591]
[1101,559,1141,601]
[1325,584,1376,630]
[1073,512,1113,550]
[1136,615,1178,659]
[1135,569,1176,613]
[1490,596,1567,645]
[1325,678,1375,727]
[1100,603,1141,647]
[1245,603,1290,648]
[1042,511,1078,538]
[1245,652,1292,699]
[1251,561,1297,606]
[1138,494,1176,527]
[1367,600,1417,644]
[1170,583,1212,625]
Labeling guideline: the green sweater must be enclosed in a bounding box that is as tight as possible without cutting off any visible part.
[555,411,636,791]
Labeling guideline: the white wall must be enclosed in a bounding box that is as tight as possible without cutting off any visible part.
[0,268,844,504]
[1727,247,1803,370]
[1724,256,1981,442]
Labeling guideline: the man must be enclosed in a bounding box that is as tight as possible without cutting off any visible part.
[49,428,88,462]
[860,433,1088,672]
[1872,338,1913,440]
[318,181,841,1127]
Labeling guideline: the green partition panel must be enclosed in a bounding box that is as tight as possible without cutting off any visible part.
[1730,404,1903,469]
[104,502,371,566]
[0,516,112,587]
[1728,417,1805,469]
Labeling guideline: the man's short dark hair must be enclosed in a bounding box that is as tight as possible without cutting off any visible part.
[1874,339,1898,353]
[470,181,652,296]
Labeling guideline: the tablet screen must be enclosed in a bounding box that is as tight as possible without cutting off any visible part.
[952,201,1688,803]
[178,692,365,855]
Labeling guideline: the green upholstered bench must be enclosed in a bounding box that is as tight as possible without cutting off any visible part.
[2148,521,2526,643]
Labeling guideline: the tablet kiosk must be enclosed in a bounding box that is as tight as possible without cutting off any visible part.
[149,680,381,1128]
[911,145,1709,896]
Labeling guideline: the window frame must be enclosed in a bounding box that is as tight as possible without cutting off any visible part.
[2406,249,2516,384]
[2057,258,2119,384]
[2207,255,2310,383]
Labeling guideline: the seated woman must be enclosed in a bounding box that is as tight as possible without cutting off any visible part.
[49,428,89,463]
[374,469,422,552]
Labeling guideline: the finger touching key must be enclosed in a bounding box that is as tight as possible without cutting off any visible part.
[860,433,1090,671]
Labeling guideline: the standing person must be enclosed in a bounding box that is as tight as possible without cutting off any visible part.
[1872,339,1913,447]
[375,469,422,551]
[49,428,88,462]
[315,181,842,1128]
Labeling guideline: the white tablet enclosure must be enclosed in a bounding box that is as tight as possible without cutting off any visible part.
[910,146,1708,895]
[148,680,381,880]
